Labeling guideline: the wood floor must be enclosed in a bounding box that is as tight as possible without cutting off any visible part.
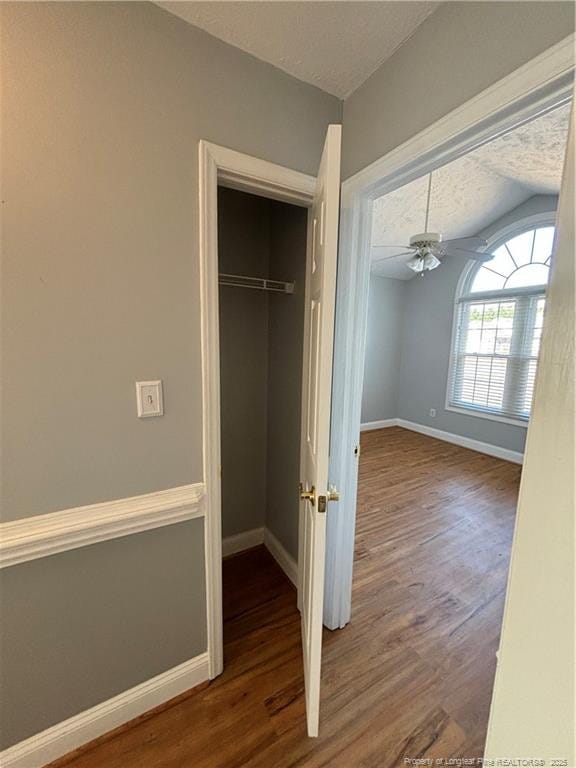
[55,427,520,767]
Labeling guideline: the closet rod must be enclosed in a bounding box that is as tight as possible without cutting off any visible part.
[218,273,295,294]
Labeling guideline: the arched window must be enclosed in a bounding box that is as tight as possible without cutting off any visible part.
[447,223,554,424]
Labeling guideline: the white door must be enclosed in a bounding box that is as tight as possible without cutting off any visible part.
[299,124,342,737]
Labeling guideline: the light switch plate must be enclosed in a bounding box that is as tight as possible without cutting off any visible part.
[136,380,164,418]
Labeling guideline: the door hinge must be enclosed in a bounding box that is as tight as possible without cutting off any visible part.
[354,444,360,458]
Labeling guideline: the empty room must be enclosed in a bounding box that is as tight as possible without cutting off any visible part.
[355,103,571,756]
[0,3,574,768]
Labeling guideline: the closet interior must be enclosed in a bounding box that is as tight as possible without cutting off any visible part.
[217,185,308,631]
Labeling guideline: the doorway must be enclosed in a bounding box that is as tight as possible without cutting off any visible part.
[325,43,574,632]
[198,127,342,738]
[197,140,316,683]
[324,47,573,762]
[216,184,307,663]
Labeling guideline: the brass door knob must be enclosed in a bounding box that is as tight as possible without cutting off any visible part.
[327,485,340,502]
[299,483,316,506]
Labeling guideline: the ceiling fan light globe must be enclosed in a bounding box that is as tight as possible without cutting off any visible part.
[407,255,424,273]
[422,253,441,271]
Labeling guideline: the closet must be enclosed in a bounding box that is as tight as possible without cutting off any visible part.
[217,185,308,611]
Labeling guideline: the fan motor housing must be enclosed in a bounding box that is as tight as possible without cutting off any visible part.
[409,232,442,248]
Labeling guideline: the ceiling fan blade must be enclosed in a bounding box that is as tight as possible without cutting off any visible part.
[443,247,493,262]
[372,250,415,263]
[441,236,488,250]
[371,244,412,248]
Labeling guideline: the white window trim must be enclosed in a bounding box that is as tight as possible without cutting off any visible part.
[445,403,529,428]
[445,214,556,427]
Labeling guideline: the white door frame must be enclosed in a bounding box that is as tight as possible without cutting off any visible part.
[325,34,575,630]
[198,141,315,678]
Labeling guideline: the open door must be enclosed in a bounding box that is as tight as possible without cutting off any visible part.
[299,124,342,737]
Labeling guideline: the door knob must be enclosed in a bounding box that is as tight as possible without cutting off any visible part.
[327,485,340,502]
[299,483,316,506]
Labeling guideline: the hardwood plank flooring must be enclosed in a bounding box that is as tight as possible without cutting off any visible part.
[54,427,520,767]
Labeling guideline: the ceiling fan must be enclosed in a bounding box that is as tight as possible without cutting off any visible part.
[373,172,493,275]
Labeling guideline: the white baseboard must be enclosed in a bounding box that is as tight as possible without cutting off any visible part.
[396,419,524,464]
[264,528,298,588]
[221,527,264,557]
[0,653,209,768]
[359,417,523,463]
[221,527,298,587]
[359,418,397,432]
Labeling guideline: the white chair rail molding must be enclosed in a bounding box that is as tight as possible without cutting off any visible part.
[0,484,205,569]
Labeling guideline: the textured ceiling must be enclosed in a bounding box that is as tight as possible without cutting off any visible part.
[371,105,571,279]
[157,1,439,98]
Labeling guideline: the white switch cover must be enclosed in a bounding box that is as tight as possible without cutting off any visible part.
[136,380,163,418]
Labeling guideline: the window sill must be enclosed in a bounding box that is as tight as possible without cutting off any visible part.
[445,403,529,428]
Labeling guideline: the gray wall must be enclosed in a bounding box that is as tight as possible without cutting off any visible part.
[397,255,528,453]
[360,276,406,424]
[1,1,340,522]
[0,519,206,749]
[0,2,339,749]
[218,188,271,538]
[477,194,558,242]
[342,2,574,178]
[362,197,558,454]
[218,188,306,560]
[266,203,308,560]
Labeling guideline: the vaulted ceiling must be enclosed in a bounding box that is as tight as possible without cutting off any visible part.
[157,1,439,98]
[371,104,571,279]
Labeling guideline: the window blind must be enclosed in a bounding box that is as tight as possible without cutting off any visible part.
[448,293,545,422]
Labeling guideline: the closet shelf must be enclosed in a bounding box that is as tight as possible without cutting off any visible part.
[218,273,295,294]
